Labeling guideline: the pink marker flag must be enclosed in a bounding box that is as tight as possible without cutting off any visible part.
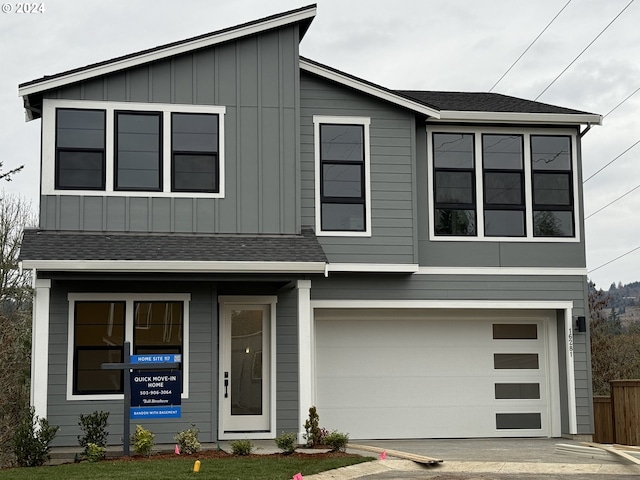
[293,473,304,480]
[175,444,180,455]
[379,451,387,460]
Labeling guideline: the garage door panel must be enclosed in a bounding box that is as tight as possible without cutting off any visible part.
[315,310,553,439]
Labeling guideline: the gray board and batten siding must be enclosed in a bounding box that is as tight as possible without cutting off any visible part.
[46,277,301,447]
[310,272,593,435]
[300,71,419,264]
[41,25,301,236]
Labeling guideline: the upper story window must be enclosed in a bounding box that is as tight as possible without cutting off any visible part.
[56,109,106,190]
[44,99,225,198]
[428,127,579,242]
[314,116,371,237]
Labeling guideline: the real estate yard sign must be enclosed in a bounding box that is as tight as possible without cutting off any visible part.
[130,355,182,419]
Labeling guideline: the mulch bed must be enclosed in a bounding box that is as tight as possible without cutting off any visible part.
[109,450,356,462]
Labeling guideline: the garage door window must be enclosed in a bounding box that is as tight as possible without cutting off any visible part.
[493,323,537,339]
[494,353,539,369]
[496,413,541,430]
[495,383,540,399]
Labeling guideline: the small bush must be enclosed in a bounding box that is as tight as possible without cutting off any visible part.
[84,442,106,462]
[230,439,253,455]
[274,432,298,454]
[303,406,321,447]
[12,407,59,467]
[130,425,154,456]
[78,410,109,457]
[324,430,349,452]
[174,424,201,455]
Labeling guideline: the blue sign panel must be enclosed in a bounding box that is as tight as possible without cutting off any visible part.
[130,354,182,364]
[130,370,181,419]
[131,407,181,419]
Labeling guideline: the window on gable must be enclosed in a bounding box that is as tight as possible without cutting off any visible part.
[172,113,219,192]
[56,109,105,190]
[531,135,574,237]
[318,123,367,232]
[433,133,476,236]
[70,296,187,397]
[483,134,525,237]
[115,111,162,191]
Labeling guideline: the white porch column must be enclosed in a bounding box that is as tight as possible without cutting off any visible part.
[31,278,51,420]
[297,280,312,444]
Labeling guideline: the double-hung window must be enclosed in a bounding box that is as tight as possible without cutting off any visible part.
[44,99,225,197]
[314,116,371,236]
[56,109,105,190]
[429,128,577,241]
[68,294,189,400]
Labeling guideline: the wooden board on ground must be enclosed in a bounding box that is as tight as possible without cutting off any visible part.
[581,442,640,465]
[347,443,443,465]
[614,444,640,452]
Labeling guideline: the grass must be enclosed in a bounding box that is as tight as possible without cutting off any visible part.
[0,454,372,480]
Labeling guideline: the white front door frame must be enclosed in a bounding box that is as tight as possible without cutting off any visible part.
[218,296,277,440]
[309,299,575,437]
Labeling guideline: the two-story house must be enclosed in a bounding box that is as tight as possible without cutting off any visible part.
[18,4,601,446]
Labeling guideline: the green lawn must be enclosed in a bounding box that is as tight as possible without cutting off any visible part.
[0,454,372,480]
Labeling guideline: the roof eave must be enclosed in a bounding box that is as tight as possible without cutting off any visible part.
[300,59,441,119]
[21,259,328,274]
[18,5,317,101]
[433,110,603,126]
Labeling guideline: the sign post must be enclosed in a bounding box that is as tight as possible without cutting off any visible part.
[101,341,180,455]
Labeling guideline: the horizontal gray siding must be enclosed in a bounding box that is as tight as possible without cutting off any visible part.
[310,273,592,435]
[47,281,216,447]
[415,123,588,269]
[42,26,300,235]
[300,72,417,264]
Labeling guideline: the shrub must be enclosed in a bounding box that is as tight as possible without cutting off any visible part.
[174,424,201,455]
[323,430,349,452]
[12,407,59,467]
[303,406,321,447]
[78,410,109,457]
[85,442,106,462]
[230,439,253,455]
[274,432,298,454]
[130,425,154,456]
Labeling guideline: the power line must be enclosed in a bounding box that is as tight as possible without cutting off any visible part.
[583,138,640,183]
[604,86,640,118]
[585,183,640,219]
[535,0,635,101]
[589,245,640,274]
[489,0,572,92]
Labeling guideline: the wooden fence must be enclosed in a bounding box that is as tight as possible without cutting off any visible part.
[594,380,640,445]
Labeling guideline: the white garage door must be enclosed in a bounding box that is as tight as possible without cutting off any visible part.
[315,308,556,439]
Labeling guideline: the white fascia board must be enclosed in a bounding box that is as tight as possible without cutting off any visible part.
[435,110,603,126]
[327,263,419,273]
[300,60,440,119]
[21,260,327,274]
[311,299,575,310]
[19,7,317,99]
[416,266,587,276]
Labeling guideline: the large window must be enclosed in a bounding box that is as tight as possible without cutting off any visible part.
[314,116,371,236]
[429,128,577,241]
[68,294,189,399]
[56,109,105,190]
[115,112,162,191]
[433,133,476,236]
[44,100,225,197]
[531,135,574,237]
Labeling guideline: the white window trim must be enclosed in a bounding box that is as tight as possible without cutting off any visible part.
[427,125,580,243]
[42,99,226,198]
[66,293,191,401]
[313,115,372,237]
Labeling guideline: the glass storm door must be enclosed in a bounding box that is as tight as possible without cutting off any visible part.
[221,303,270,433]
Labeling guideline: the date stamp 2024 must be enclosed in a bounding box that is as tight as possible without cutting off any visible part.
[2,3,45,13]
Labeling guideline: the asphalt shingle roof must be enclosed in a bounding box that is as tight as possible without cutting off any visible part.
[19,229,327,263]
[395,90,592,115]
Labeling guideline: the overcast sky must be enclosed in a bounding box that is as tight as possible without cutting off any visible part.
[1,0,638,289]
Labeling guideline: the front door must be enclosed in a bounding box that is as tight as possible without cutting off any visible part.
[219,298,272,436]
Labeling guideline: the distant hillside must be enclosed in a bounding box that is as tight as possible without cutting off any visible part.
[589,280,640,324]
